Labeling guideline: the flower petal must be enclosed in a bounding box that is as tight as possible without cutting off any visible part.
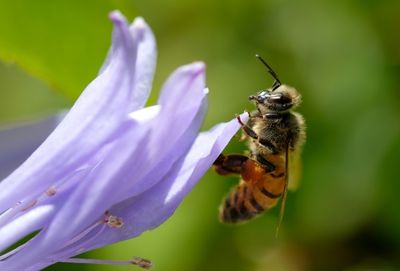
[0,205,54,253]
[0,165,97,270]
[0,11,140,214]
[121,62,208,197]
[100,16,157,111]
[129,17,157,110]
[0,113,64,180]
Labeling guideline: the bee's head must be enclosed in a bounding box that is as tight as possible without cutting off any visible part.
[249,55,301,113]
[249,85,301,113]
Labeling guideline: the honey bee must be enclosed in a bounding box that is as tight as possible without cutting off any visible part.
[213,55,306,233]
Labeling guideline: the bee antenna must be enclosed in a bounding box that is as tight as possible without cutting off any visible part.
[255,54,281,91]
[275,143,290,238]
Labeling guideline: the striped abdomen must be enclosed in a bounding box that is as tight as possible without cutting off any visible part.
[219,157,285,223]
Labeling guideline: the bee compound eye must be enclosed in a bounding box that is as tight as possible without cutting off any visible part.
[269,94,291,105]
[269,95,282,100]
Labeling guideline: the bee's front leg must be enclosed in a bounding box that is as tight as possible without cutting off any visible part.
[237,114,278,154]
[236,115,259,140]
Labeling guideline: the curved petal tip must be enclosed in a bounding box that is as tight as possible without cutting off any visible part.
[132,17,147,29]
[180,61,205,78]
[190,61,205,74]
[108,10,126,25]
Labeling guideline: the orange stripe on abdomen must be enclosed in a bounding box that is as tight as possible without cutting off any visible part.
[219,179,283,224]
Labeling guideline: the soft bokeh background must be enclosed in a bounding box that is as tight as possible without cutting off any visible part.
[1,0,400,270]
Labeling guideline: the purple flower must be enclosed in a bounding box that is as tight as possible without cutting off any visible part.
[0,11,244,271]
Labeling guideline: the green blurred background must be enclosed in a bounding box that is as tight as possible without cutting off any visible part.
[1,0,400,270]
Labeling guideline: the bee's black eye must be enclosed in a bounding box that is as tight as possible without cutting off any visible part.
[268,94,291,104]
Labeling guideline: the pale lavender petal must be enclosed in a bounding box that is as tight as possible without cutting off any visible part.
[125,90,207,198]
[0,113,64,180]
[100,17,157,111]
[0,11,140,214]
[0,165,95,265]
[129,17,157,110]
[122,62,207,196]
[0,205,54,252]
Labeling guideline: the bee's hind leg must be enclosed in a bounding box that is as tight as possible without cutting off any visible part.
[213,154,249,176]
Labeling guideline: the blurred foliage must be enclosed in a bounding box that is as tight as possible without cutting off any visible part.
[1,0,400,270]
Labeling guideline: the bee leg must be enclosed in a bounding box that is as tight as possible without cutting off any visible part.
[256,154,276,172]
[236,115,278,154]
[213,154,249,176]
[236,115,258,140]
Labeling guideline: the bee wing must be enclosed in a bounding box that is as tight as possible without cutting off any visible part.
[288,148,302,191]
